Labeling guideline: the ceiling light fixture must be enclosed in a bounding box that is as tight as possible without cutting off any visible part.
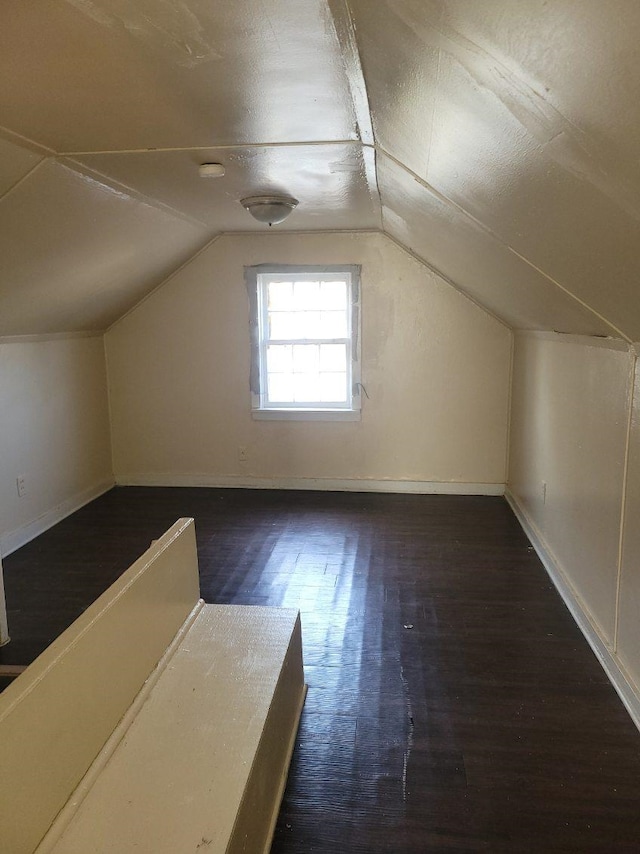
[198,163,226,178]
[240,195,298,226]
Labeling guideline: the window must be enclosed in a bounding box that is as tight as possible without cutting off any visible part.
[246,265,361,420]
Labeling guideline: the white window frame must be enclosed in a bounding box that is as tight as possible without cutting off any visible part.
[245,265,362,421]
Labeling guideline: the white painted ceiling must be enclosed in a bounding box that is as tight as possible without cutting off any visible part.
[1,0,638,339]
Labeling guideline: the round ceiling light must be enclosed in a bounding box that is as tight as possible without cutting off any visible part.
[240,195,298,226]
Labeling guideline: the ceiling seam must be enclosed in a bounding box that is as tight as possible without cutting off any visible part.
[0,159,48,207]
[0,124,57,157]
[382,231,511,332]
[57,140,362,157]
[105,233,223,334]
[377,146,630,342]
[61,157,213,230]
[219,227,381,237]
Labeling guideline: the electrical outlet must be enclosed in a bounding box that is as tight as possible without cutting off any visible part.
[238,446,248,462]
[541,481,547,504]
[16,475,26,498]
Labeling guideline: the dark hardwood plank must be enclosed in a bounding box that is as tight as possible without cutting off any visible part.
[2,487,640,852]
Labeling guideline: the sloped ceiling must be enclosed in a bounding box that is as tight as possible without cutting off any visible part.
[0,0,638,339]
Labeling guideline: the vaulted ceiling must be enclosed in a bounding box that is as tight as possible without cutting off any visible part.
[1,1,639,340]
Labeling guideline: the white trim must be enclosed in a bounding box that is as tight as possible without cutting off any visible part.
[252,408,361,421]
[0,331,102,344]
[514,329,630,351]
[0,479,115,558]
[249,265,361,415]
[505,489,640,734]
[114,474,504,495]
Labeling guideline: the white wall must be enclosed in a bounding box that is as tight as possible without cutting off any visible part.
[0,335,114,556]
[508,331,640,721]
[106,232,512,491]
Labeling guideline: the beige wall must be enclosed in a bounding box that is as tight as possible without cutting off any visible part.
[0,336,113,555]
[509,332,640,705]
[619,356,640,690]
[106,232,512,489]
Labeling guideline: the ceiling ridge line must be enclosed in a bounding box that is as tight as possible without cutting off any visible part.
[377,146,629,342]
[57,140,362,157]
[327,0,374,147]
[327,1,380,227]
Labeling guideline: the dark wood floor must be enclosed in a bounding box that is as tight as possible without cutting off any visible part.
[2,487,640,852]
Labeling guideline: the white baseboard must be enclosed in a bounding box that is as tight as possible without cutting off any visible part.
[505,489,640,734]
[0,479,115,558]
[115,473,505,496]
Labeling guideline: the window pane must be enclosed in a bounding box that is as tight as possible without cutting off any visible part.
[267,344,293,374]
[268,280,294,311]
[320,372,348,402]
[319,343,346,372]
[320,280,348,310]
[320,311,348,338]
[269,311,302,340]
[293,280,320,311]
[301,311,323,339]
[268,373,294,403]
[292,344,319,373]
[294,373,320,403]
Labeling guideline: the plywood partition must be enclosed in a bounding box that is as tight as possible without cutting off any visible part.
[0,518,200,854]
[42,606,305,854]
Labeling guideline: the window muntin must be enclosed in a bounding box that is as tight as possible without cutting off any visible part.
[248,266,360,415]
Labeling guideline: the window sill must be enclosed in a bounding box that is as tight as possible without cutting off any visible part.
[252,408,361,422]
